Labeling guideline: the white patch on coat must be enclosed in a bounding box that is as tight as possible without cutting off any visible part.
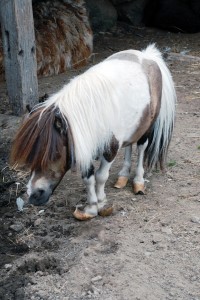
[27,172,50,195]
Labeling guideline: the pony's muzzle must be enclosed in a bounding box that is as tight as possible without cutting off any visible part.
[29,188,52,206]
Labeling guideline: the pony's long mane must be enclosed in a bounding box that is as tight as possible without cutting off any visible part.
[37,68,119,172]
[10,107,65,171]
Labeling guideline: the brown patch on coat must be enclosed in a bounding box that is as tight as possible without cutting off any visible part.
[107,52,139,64]
[123,58,162,146]
[103,135,119,162]
[10,106,72,172]
[142,58,162,122]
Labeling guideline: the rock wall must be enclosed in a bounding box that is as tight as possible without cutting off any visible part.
[85,0,147,31]
[143,0,200,33]
[0,0,93,77]
[86,0,200,33]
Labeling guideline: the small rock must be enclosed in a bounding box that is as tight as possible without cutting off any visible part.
[10,223,23,232]
[144,228,151,233]
[91,285,100,295]
[36,271,44,276]
[152,233,162,243]
[191,216,200,224]
[161,227,172,235]
[91,275,103,283]
[34,218,43,226]
[156,243,167,250]
[4,212,14,218]
[4,264,12,270]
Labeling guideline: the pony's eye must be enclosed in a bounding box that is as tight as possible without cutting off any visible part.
[55,119,62,128]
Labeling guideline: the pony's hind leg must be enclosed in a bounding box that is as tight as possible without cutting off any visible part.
[96,156,114,217]
[114,145,132,188]
[133,137,148,194]
[73,165,98,220]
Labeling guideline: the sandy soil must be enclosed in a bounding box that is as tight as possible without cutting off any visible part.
[0,25,200,300]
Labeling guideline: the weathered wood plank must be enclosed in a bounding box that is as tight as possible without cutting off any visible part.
[0,0,38,115]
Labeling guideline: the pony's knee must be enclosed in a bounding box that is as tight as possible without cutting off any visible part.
[96,169,108,184]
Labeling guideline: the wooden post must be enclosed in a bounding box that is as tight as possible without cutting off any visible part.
[0,0,38,116]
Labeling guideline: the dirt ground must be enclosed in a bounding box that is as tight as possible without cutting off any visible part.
[0,25,200,300]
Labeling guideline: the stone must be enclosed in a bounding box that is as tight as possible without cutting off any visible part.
[161,227,172,235]
[85,0,117,32]
[34,218,43,226]
[91,275,103,283]
[4,264,12,270]
[191,216,200,224]
[116,0,147,26]
[10,223,23,232]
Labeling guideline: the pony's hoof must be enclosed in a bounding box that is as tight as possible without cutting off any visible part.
[98,204,113,217]
[133,182,145,195]
[73,207,96,221]
[114,176,128,189]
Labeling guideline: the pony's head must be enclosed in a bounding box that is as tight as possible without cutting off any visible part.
[10,105,74,205]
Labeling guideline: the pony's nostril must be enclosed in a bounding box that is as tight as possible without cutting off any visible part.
[29,188,50,206]
[31,189,45,199]
[31,192,37,200]
[38,189,45,196]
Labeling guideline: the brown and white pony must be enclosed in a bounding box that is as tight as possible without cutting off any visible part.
[10,44,176,220]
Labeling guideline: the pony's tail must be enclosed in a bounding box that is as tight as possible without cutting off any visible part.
[142,44,177,170]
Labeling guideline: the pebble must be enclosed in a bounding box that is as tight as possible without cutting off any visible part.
[156,243,167,250]
[4,263,12,270]
[91,285,101,293]
[4,212,14,218]
[152,233,162,243]
[161,227,172,235]
[91,275,102,283]
[36,271,44,276]
[34,218,43,226]
[10,223,23,232]
[191,216,200,224]
[145,251,152,257]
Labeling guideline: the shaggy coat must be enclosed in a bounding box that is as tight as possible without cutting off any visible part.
[0,0,93,77]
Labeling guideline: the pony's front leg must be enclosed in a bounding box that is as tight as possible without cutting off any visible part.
[114,145,132,188]
[96,157,114,216]
[73,165,98,220]
[133,138,148,194]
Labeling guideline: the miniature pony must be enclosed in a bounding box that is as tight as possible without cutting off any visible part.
[11,44,176,220]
